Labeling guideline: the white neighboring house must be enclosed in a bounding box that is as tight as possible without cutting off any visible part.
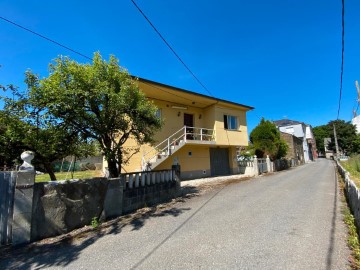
[273,119,317,162]
[351,115,360,134]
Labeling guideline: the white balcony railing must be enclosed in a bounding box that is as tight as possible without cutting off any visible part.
[141,126,215,171]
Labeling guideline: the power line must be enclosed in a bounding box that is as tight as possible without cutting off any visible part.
[0,16,92,61]
[337,0,345,119]
[130,0,214,97]
[1,14,212,104]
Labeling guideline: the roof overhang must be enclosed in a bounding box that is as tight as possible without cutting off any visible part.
[134,77,254,111]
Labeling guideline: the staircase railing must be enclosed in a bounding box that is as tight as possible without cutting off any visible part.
[141,126,215,171]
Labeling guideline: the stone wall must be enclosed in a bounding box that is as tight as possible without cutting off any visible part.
[280,132,304,164]
[31,171,179,242]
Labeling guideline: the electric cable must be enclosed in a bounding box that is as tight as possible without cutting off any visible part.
[337,0,345,119]
[0,15,214,103]
[0,16,92,61]
[130,0,213,97]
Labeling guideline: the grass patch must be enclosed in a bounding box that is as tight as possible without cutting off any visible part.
[340,156,360,187]
[35,170,104,182]
[338,169,360,269]
[343,206,360,269]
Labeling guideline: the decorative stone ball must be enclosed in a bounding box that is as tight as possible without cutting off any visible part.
[21,151,35,163]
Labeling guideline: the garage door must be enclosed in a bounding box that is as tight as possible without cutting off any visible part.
[210,148,230,176]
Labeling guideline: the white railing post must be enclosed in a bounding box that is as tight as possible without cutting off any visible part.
[200,128,203,141]
[152,172,156,184]
[129,174,134,189]
[184,126,187,143]
[141,173,146,186]
[146,172,150,185]
[135,173,140,188]
[167,138,170,156]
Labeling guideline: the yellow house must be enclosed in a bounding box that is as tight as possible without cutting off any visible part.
[114,78,254,180]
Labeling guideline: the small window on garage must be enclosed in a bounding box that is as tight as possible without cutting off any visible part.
[155,109,162,119]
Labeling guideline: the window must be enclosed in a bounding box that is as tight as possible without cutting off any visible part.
[224,115,238,130]
[155,109,162,119]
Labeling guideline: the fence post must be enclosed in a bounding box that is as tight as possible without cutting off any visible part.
[135,173,139,188]
[141,173,146,187]
[266,155,272,173]
[129,174,134,189]
[253,156,259,176]
[12,151,36,245]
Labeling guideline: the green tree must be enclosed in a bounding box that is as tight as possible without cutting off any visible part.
[313,120,360,156]
[329,120,359,155]
[0,108,96,180]
[312,125,331,154]
[250,118,288,160]
[24,52,162,178]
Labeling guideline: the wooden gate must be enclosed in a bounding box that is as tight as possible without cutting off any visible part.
[0,172,16,246]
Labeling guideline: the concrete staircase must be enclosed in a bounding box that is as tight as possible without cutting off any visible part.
[142,126,187,171]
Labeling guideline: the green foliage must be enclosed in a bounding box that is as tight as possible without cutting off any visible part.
[250,118,288,160]
[0,100,96,180]
[343,204,360,268]
[313,125,332,153]
[91,217,99,229]
[313,120,360,156]
[340,156,360,187]
[23,52,162,178]
[35,170,103,182]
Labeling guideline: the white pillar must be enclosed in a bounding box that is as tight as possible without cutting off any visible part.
[266,155,271,173]
[128,174,134,189]
[135,173,139,188]
[253,156,259,176]
[141,173,146,187]
[12,151,35,245]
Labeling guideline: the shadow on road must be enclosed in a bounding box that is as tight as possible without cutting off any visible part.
[0,185,199,270]
[325,162,339,269]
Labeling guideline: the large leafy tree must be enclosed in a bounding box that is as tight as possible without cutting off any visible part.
[313,120,360,155]
[250,118,288,160]
[312,125,332,154]
[24,52,162,177]
[0,95,96,180]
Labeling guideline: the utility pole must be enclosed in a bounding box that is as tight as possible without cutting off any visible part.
[333,124,340,159]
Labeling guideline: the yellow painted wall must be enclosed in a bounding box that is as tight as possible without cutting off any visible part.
[214,105,249,146]
[103,82,251,176]
[156,145,211,172]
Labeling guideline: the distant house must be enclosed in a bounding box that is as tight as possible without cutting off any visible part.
[279,132,304,164]
[273,119,317,162]
[104,78,254,180]
[324,138,334,159]
[351,115,360,134]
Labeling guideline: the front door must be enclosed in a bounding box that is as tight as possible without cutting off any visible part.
[184,113,194,140]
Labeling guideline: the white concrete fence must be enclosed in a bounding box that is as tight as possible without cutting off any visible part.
[238,156,273,176]
[336,161,360,231]
[122,170,176,189]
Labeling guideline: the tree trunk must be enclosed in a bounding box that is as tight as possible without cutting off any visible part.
[44,162,57,181]
[107,158,119,178]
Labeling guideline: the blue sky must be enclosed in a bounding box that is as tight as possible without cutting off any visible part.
[1,0,359,133]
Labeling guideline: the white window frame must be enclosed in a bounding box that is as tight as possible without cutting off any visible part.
[224,115,238,130]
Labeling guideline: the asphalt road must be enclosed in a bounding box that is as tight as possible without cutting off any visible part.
[0,159,351,269]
